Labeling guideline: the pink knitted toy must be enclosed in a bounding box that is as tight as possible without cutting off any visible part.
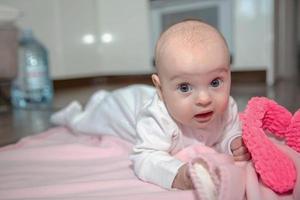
[240,97,300,193]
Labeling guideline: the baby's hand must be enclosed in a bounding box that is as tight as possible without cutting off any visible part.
[172,163,194,190]
[230,136,251,161]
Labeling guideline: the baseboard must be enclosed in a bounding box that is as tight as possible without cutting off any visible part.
[231,70,266,84]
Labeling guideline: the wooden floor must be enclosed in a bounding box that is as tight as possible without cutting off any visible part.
[0,78,299,147]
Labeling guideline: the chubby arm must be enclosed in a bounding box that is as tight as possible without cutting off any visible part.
[131,142,185,189]
[130,104,186,189]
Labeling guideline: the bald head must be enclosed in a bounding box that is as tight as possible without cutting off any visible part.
[154,20,229,73]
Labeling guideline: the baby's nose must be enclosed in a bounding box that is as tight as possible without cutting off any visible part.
[195,90,212,106]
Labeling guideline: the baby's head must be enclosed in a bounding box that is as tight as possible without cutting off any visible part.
[152,19,231,129]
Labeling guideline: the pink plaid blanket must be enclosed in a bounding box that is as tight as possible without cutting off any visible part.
[0,127,299,200]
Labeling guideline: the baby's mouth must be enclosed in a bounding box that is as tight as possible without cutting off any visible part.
[194,111,213,122]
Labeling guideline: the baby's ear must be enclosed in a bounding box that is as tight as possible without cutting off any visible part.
[151,74,163,100]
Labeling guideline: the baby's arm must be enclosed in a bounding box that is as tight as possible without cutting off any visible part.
[131,93,201,190]
[131,106,186,189]
[131,142,185,189]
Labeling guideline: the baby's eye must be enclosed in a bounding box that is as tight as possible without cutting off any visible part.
[177,83,192,93]
[210,78,222,88]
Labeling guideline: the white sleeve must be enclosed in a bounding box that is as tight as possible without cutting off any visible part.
[215,97,242,154]
[130,96,185,189]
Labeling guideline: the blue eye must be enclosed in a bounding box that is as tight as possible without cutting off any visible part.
[178,83,192,93]
[210,78,222,88]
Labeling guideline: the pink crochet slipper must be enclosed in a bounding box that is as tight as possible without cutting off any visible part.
[244,97,300,153]
[246,97,292,138]
[241,97,297,193]
[286,109,300,153]
[263,98,292,138]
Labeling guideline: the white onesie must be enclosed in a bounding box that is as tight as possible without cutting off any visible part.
[51,84,241,189]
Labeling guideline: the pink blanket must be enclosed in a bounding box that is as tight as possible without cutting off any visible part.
[0,127,299,200]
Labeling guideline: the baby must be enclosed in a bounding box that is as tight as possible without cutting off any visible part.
[51,19,250,190]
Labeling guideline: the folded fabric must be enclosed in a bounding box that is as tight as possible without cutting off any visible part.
[175,144,245,200]
[175,142,300,200]
[286,110,300,153]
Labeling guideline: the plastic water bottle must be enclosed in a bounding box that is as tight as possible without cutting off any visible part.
[11,29,53,109]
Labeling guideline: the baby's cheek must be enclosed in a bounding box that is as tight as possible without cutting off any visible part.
[168,103,192,124]
[218,96,230,114]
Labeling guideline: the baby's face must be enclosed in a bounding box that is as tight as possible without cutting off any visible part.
[154,37,230,129]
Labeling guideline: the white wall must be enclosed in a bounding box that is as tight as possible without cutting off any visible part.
[0,0,153,79]
[95,0,152,75]
[0,0,276,84]
[233,0,274,84]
